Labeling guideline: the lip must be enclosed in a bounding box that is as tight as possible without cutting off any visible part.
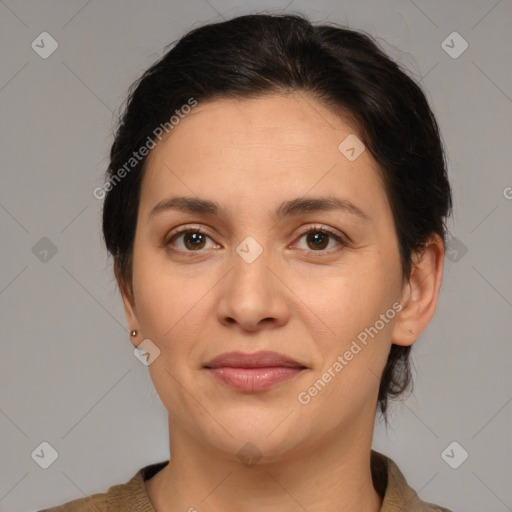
[204,351,307,392]
[204,350,306,369]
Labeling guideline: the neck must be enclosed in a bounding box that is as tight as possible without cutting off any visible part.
[146,418,382,512]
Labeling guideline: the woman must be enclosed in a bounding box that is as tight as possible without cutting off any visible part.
[42,13,452,512]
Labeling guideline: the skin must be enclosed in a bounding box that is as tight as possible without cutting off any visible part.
[118,92,445,512]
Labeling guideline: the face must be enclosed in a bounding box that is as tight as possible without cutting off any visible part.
[121,92,412,461]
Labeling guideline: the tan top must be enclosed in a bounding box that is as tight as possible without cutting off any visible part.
[40,451,451,511]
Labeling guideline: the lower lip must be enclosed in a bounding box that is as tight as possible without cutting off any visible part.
[207,367,305,392]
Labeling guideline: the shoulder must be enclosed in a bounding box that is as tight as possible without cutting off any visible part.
[38,460,168,512]
[371,450,452,512]
[38,492,107,512]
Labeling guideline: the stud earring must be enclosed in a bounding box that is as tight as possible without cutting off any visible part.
[130,330,138,337]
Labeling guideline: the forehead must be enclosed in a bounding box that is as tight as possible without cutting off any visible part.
[140,93,389,222]
[150,93,360,157]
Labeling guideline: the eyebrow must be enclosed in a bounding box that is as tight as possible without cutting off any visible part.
[148,195,371,222]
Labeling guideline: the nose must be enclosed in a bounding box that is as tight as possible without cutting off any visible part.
[215,243,291,332]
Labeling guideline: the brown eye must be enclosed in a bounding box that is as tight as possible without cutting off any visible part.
[166,229,216,252]
[182,231,207,250]
[305,231,330,250]
[165,225,346,256]
[294,226,346,255]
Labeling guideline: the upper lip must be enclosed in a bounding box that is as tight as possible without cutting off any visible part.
[204,351,307,369]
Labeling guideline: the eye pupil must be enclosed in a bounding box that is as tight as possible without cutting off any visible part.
[307,232,329,250]
[185,232,206,250]
[170,228,341,254]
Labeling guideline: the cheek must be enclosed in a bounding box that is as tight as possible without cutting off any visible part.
[131,263,209,409]
[299,280,397,415]
[131,252,214,368]
[298,260,400,405]
[299,256,397,338]
[131,247,184,341]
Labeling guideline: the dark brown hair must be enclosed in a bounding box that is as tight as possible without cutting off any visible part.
[101,13,453,416]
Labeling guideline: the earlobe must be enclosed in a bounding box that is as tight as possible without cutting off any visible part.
[115,260,140,348]
[121,289,141,348]
[391,235,445,347]
[120,289,141,348]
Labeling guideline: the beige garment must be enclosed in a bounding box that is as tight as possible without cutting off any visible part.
[40,450,451,511]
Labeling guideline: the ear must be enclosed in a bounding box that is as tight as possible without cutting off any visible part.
[114,260,140,348]
[391,234,445,347]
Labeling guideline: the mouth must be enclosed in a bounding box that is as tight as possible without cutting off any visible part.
[204,351,307,393]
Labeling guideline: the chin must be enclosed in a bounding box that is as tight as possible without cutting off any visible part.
[200,412,308,463]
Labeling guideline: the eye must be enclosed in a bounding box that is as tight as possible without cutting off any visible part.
[293,225,347,254]
[165,224,347,254]
[165,227,218,252]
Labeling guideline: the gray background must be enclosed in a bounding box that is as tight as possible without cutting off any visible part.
[1,1,511,511]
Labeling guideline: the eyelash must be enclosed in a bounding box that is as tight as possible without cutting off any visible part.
[165,224,348,256]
